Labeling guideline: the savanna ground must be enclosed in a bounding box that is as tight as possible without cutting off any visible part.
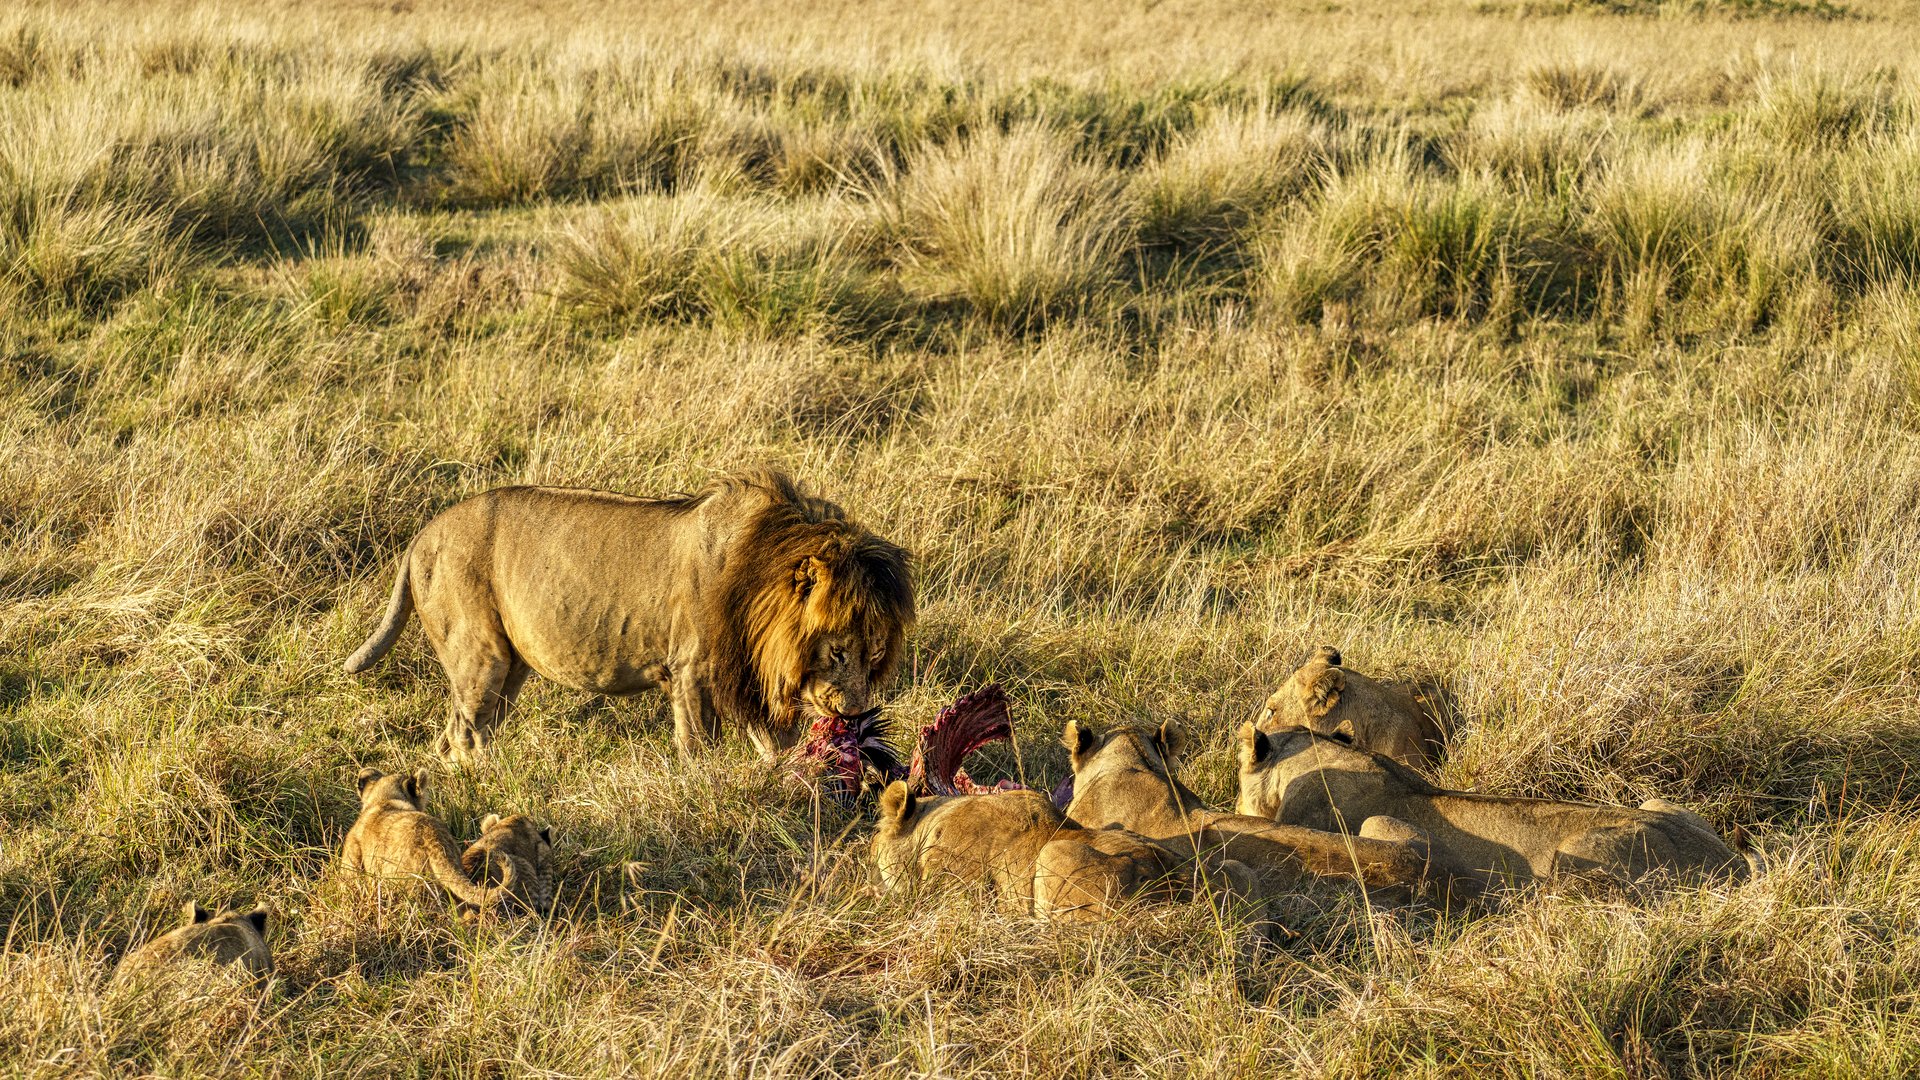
[4,0,1920,1073]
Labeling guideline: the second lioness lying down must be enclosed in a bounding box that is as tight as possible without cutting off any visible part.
[869,782,1260,922]
[1236,725,1754,889]
[1061,719,1455,903]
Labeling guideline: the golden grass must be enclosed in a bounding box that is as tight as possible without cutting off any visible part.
[4,0,1920,1074]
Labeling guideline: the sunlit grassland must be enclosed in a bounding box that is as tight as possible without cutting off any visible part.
[3,0,1920,1074]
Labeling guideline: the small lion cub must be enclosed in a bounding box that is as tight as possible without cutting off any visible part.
[461,813,554,915]
[114,901,273,985]
[342,767,516,914]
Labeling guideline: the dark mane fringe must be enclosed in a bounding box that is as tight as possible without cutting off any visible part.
[708,468,915,743]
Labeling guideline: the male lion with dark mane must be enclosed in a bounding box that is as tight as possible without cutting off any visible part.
[344,467,914,759]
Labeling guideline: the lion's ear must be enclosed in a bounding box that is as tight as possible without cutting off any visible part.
[480,813,500,833]
[1062,720,1096,759]
[1317,645,1342,668]
[246,905,270,937]
[355,767,382,795]
[184,901,212,924]
[1299,660,1345,720]
[878,780,915,823]
[1238,722,1272,768]
[1156,721,1187,764]
[405,769,427,804]
[539,827,553,846]
[793,555,829,601]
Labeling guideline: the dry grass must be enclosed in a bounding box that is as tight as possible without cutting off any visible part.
[4,0,1920,1075]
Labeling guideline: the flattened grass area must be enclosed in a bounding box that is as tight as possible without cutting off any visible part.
[4,0,1920,1074]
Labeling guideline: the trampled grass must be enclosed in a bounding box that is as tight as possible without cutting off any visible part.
[3,0,1920,1075]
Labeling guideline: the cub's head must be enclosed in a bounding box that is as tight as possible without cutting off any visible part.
[354,767,427,810]
[476,813,553,865]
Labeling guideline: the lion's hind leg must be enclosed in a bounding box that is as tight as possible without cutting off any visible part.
[438,639,526,761]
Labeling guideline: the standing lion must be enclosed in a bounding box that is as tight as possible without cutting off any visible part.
[344,468,915,759]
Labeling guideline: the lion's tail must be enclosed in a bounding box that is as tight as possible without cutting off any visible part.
[344,552,413,674]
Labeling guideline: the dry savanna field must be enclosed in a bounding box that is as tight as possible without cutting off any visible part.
[5,0,1920,1074]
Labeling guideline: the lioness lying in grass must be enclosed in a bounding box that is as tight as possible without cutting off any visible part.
[1061,719,1457,903]
[869,782,1260,923]
[1236,725,1754,890]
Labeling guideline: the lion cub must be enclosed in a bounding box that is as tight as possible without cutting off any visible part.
[1237,725,1753,890]
[462,813,555,915]
[1260,646,1445,772]
[341,768,519,914]
[870,782,1257,923]
[114,902,273,985]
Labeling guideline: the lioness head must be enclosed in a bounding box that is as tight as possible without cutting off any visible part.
[725,504,915,755]
[1062,718,1188,779]
[1235,723,1363,817]
[870,780,924,891]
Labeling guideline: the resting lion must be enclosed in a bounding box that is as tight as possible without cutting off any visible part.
[344,467,914,759]
[114,902,273,985]
[341,768,520,913]
[869,782,1258,923]
[1236,725,1754,890]
[1260,646,1445,772]
[462,813,555,916]
[1061,719,1456,903]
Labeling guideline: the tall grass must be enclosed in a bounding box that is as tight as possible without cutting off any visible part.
[6,0,1920,1075]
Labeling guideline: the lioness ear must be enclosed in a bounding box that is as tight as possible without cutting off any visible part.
[878,780,915,822]
[1238,722,1272,768]
[355,767,382,795]
[185,901,212,924]
[1317,645,1342,667]
[1156,721,1187,764]
[1062,720,1096,758]
[480,813,501,832]
[405,769,427,804]
[246,905,270,936]
[539,827,552,845]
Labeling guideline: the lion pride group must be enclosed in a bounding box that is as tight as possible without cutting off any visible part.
[119,469,1757,984]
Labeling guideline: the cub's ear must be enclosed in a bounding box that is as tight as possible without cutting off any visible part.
[1156,721,1187,763]
[1237,722,1272,768]
[184,901,212,924]
[539,827,553,846]
[1062,720,1096,758]
[878,780,916,823]
[246,905,270,936]
[1316,645,1342,667]
[480,813,501,832]
[406,768,428,803]
[354,767,382,795]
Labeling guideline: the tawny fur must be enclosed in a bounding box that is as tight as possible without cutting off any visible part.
[1236,725,1753,890]
[461,813,554,915]
[1260,646,1446,772]
[869,783,1257,922]
[1061,719,1462,904]
[114,902,273,984]
[343,467,914,760]
[340,768,515,912]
